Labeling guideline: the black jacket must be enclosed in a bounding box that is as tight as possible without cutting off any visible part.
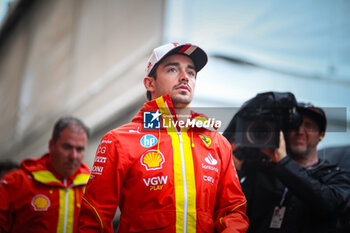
[239,155,350,233]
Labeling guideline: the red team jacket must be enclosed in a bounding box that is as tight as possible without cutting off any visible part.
[78,95,248,233]
[0,154,90,233]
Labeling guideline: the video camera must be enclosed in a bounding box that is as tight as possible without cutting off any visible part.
[225,91,302,149]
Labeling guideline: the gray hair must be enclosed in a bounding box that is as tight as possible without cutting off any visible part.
[51,116,90,143]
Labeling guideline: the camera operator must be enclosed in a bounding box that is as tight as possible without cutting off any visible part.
[224,93,350,233]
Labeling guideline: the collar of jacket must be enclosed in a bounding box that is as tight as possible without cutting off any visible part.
[132,94,218,132]
[20,153,90,188]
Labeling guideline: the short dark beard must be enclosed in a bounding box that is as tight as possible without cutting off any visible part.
[171,95,192,108]
[289,146,312,161]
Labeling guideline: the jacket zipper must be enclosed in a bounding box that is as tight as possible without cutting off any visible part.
[164,100,189,233]
[178,131,188,233]
[63,178,68,233]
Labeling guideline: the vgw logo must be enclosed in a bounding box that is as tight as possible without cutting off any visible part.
[143,110,161,129]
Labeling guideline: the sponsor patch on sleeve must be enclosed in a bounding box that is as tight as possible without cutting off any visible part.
[91,165,104,176]
[94,156,107,163]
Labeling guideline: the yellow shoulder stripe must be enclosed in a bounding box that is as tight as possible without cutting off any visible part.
[73,174,90,185]
[32,170,60,184]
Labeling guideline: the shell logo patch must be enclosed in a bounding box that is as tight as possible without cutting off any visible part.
[31,194,51,211]
[141,149,165,171]
[199,133,212,147]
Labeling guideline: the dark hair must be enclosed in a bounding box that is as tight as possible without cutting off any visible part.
[52,116,90,143]
[146,68,157,101]
[297,103,327,132]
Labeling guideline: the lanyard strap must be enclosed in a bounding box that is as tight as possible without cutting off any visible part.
[279,187,288,206]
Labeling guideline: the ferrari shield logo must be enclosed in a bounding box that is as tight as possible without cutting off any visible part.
[199,134,212,147]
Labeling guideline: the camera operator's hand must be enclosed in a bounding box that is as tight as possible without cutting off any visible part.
[260,131,287,163]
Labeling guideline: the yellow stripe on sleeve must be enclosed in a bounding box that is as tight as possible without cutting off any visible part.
[81,196,104,232]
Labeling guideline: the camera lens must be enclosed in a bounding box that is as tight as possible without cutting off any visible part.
[246,120,274,145]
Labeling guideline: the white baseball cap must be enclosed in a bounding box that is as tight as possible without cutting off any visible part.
[146,42,208,76]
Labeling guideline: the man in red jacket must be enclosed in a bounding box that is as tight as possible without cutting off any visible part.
[78,43,249,233]
[0,116,91,233]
